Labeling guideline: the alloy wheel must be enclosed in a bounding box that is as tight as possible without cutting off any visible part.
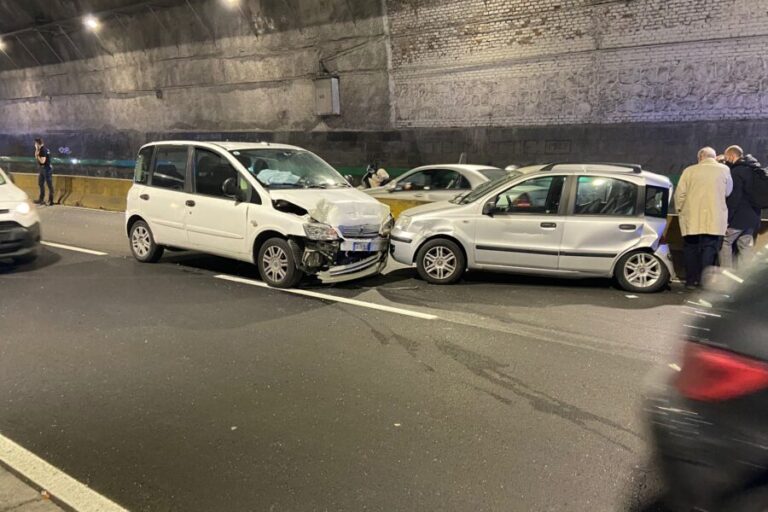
[623,253,662,289]
[423,245,457,281]
[132,226,151,258]
[263,245,289,283]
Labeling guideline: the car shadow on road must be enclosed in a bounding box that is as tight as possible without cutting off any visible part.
[0,248,61,275]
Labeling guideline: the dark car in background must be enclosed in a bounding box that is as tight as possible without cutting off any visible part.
[646,249,768,511]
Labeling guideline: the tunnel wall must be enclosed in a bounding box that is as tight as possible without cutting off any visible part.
[1,0,768,175]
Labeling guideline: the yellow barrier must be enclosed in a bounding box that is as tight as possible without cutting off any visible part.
[11,173,131,212]
[375,197,430,219]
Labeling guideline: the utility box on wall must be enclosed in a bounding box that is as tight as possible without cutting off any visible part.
[314,77,341,116]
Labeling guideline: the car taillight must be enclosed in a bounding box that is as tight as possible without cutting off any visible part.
[676,342,768,401]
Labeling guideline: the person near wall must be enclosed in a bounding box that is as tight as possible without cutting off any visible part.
[720,145,762,268]
[674,147,733,289]
[34,137,54,206]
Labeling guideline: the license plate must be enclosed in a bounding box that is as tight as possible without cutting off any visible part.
[341,238,387,252]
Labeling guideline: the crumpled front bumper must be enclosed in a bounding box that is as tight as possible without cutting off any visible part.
[316,249,389,284]
[0,221,41,259]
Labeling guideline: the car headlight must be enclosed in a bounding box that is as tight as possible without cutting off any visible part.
[15,201,32,215]
[395,215,412,231]
[380,215,395,236]
[303,222,339,241]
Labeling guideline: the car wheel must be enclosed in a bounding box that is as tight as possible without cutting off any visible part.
[130,220,164,263]
[258,237,302,288]
[416,238,466,285]
[615,251,669,293]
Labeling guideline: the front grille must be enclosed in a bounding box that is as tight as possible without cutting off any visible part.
[339,224,380,239]
[0,221,22,231]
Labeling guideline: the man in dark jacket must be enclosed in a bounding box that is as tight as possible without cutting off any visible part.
[720,145,762,268]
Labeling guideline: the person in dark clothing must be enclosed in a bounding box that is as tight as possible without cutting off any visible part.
[34,137,54,205]
[720,145,762,268]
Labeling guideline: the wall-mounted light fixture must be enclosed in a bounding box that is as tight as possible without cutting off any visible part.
[83,15,101,32]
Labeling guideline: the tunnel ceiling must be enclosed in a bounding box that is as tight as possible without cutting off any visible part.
[0,0,382,71]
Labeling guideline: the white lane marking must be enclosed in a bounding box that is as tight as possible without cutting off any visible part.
[0,434,128,512]
[625,294,639,299]
[41,241,108,256]
[214,274,439,321]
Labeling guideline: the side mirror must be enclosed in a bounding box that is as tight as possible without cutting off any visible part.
[222,177,241,201]
[482,199,496,216]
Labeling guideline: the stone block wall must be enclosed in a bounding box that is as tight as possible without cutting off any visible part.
[387,0,768,127]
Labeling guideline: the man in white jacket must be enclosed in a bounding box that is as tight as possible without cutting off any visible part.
[674,147,733,289]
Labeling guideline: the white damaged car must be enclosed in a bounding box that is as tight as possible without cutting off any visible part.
[0,167,41,264]
[125,141,392,288]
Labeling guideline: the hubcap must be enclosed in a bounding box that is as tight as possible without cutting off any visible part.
[132,226,151,258]
[263,245,289,283]
[424,246,457,280]
[624,253,662,288]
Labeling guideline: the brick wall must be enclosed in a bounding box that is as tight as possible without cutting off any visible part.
[386,0,768,127]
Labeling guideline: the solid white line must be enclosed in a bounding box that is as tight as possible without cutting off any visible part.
[0,434,128,512]
[214,274,439,320]
[41,241,108,256]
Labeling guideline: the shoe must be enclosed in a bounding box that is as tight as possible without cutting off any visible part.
[34,200,43,205]
[47,201,54,206]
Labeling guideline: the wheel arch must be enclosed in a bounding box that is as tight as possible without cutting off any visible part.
[413,234,469,265]
[610,245,656,275]
[126,214,147,236]
[252,229,289,263]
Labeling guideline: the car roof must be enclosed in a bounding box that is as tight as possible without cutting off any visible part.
[408,164,502,173]
[523,163,672,188]
[140,140,304,152]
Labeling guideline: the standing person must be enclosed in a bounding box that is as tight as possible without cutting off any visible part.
[720,145,762,268]
[34,137,54,206]
[674,147,733,289]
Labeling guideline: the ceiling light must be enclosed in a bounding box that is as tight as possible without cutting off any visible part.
[83,15,100,31]
[222,0,240,8]
[0,39,6,51]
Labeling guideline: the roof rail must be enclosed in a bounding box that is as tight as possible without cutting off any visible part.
[540,162,643,174]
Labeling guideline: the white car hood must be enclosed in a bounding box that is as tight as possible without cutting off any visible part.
[0,182,29,206]
[270,188,390,226]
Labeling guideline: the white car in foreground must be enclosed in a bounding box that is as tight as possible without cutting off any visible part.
[125,141,392,288]
[0,167,41,264]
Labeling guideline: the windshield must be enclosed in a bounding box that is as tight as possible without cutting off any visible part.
[478,168,507,181]
[450,175,515,204]
[229,149,350,189]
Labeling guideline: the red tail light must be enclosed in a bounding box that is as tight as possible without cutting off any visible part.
[676,342,768,401]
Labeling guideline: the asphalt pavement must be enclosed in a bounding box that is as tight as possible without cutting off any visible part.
[0,205,690,511]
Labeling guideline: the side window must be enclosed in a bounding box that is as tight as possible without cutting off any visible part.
[495,176,565,214]
[429,170,464,190]
[151,147,188,191]
[194,148,239,198]
[574,176,638,216]
[134,147,153,184]
[645,185,669,218]
[398,171,429,191]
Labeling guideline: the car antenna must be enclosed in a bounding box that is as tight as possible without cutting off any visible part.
[458,152,467,164]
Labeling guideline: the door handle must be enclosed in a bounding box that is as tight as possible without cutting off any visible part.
[186,200,196,207]
[540,222,557,229]
[619,224,637,231]
[139,194,150,201]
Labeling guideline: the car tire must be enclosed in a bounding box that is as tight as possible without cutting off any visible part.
[416,238,466,285]
[257,237,302,288]
[129,220,164,263]
[615,250,669,293]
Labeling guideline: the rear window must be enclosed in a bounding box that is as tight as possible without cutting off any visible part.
[479,168,507,181]
[645,185,669,218]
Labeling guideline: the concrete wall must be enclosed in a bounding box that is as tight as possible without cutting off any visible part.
[1,0,768,174]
